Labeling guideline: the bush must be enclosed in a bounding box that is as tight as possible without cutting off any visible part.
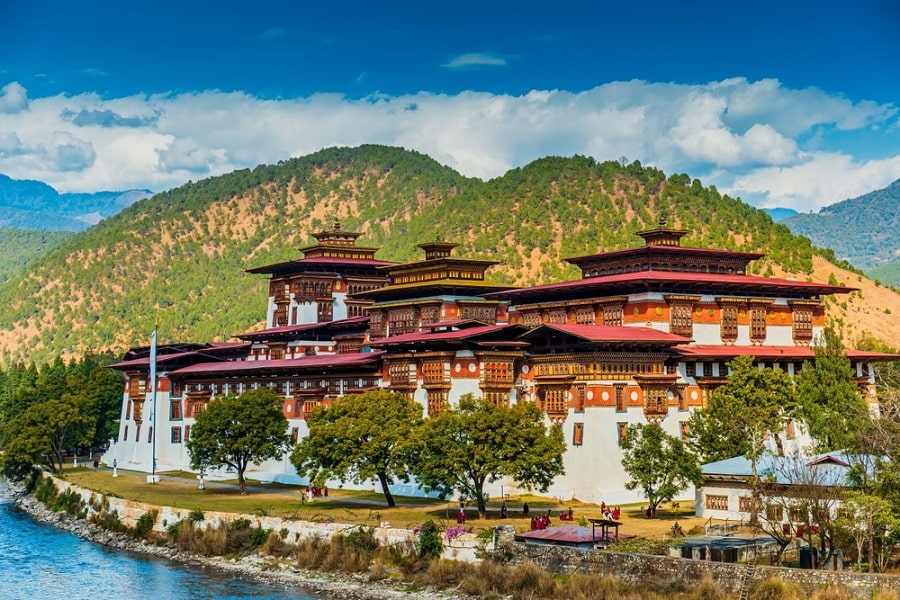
[52,489,84,516]
[260,530,295,557]
[415,520,443,559]
[34,476,58,505]
[345,526,379,554]
[131,510,158,540]
[89,508,126,533]
[188,509,205,523]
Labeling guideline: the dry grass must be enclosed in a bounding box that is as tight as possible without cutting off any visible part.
[62,466,704,539]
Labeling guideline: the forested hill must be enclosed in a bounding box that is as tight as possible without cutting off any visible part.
[0,144,895,365]
[782,179,900,279]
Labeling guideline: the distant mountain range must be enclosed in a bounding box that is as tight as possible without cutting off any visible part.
[0,174,152,231]
[761,207,798,222]
[777,179,900,284]
[0,174,152,283]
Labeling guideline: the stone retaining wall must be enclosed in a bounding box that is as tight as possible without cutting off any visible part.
[509,541,900,599]
[49,476,482,562]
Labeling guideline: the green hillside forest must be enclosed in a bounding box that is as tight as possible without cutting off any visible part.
[0,228,74,284]
[783,179,900,282]
[0,144,883,365]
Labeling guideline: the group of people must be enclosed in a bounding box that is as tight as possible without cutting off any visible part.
[529,511,554,530]
[600,501,621,521]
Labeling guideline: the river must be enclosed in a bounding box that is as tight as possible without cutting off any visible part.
[0,481,322,600]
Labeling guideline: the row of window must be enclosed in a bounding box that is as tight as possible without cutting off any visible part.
[120,424,191,444]
[568,421,690,447]
[704,495,843,522]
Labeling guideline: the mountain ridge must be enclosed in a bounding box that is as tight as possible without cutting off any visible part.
[0,145,896,364]
[781,179,900,279]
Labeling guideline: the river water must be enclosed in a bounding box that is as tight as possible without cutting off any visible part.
[0,482,322,600]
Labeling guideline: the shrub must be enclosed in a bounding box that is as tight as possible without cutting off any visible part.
[34,476,58,505]
[188,508,205,523]
[415,520,443,559]
[89,508,126,533]
[345,526,379,554]
[53,489,84,516]
[131,509,158,540]
[260,530,295,558]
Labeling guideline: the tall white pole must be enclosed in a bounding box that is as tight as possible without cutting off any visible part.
[148,328,160,484]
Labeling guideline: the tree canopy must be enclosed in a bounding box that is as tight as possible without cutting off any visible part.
[290,389,423,507]
[618,422,702,517]
[795,327,869,451]
[688,355,796,464]
[186,387,291,494]
[412,394,565,518]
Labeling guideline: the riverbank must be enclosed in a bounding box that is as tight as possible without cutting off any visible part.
[6,478,469,600]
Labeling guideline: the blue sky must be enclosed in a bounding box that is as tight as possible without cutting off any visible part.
[1,0,898,212]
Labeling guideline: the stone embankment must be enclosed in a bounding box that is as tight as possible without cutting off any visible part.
[7,478,470,600]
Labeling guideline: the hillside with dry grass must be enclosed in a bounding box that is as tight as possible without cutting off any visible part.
[0,145,897,365]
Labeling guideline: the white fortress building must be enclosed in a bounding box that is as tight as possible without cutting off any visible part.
[104,219,890,505]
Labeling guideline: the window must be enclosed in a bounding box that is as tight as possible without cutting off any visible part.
[739,497,752,512]
[170,400,182,421]
[685,362,696,378]
[574,386,585,413]
[705,495,728,510]
[670,303,693,337]
[720,305,738,343]
[766,504,783,521]
[541,388,568,415]
[147,426,153,444]
[573,423,584,446]
[171,427,182,444]
[788,505,806,522]
[617,422,627,442]
[679,421,689,441]
[615,387,626,412]
[750,307,767,343]
[123,425,129,441]
[291,427,299,443]
[792,306,814,344]
[184,425,191,441]
[427,390,448,416]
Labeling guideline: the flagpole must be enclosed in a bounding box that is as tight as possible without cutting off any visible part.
[148,328,160,484]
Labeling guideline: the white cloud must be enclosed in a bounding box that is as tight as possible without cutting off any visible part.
[0,79,896,212]
[729,153,900,212]
[443,53,508,69]
[0,81,29,114]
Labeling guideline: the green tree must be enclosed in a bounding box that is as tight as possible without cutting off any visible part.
[412,394,565,518]
[619,423,702,518]
[795,327,869,451]
[688,355,795,525]
[0,397,94,476]
[185,388,291,494]
[290,389,423,507]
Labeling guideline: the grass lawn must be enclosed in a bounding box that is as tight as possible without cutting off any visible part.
[62,466,705,538]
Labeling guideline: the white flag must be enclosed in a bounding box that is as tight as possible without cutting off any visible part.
[149,329,157,422]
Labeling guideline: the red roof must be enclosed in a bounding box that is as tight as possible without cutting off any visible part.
[487,270,855,301]
[369,324,521,346]
[245,256,396,275]
[672,345,900,361]
[566,244,764,264]
[169,351,385,376]
[109,343,252,370]
[237,316,369,340]
[520,323,692,345]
